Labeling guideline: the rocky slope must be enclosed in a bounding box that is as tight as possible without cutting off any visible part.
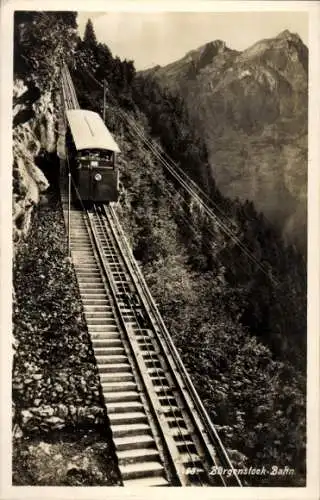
[142,30,308,254]
[13,11,78,250]
[12,79,52,247]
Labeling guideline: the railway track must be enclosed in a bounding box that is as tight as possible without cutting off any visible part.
[59,195,241,487]
[60,201,168,485]
[59,64,242,487]
[61,64,80,110]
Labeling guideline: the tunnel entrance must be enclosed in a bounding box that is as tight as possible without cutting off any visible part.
[35,151,60,192]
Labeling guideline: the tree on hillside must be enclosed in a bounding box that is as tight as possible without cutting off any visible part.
[83,18,97,48]
[95,43,113,80]
[14,11,78,87]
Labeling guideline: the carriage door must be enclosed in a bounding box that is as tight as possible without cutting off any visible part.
[90,160,101,201]
[89,160,99,202]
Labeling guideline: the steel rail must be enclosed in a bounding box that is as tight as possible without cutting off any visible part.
[91,206,205,485]
[84,206,190,485]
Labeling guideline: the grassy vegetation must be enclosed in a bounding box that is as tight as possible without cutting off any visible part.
[12,190,120,486]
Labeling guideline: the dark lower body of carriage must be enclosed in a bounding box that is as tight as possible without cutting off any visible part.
[71,162,119,204]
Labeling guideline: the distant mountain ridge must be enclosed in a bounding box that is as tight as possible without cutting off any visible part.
[141,30,308,254]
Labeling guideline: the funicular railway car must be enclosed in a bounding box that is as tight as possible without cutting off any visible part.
[66,109,120,204]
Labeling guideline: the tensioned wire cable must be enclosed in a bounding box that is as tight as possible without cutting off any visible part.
[117,106,279,286]
[115,116,270,286]
[118,123,263,285]
[147,171,257,284]
[120,110,268,276]
[119,109,275,284]
[115,102,271,272]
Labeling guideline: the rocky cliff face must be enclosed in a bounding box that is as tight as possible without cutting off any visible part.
[12,79,58,249]
[143,30,308,253]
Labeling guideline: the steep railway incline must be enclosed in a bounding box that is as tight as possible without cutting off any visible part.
[59,65,242,487]
[59,202,170,485]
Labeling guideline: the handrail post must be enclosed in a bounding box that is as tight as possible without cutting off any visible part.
[103,79,106,122]
[68,172,71,257]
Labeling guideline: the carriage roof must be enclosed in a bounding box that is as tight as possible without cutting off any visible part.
[66,109,120,153]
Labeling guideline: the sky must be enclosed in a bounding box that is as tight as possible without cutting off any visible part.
[77,11,308,70]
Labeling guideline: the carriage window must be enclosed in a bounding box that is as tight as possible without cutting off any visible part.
[100,151,113,162]
[76,150,115,168]
[79,150,113,159]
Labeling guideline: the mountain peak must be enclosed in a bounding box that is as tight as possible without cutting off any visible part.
[276,29,302,42]
[187,38,228,59]
[203,39,226,52]
[183,39,231,74]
